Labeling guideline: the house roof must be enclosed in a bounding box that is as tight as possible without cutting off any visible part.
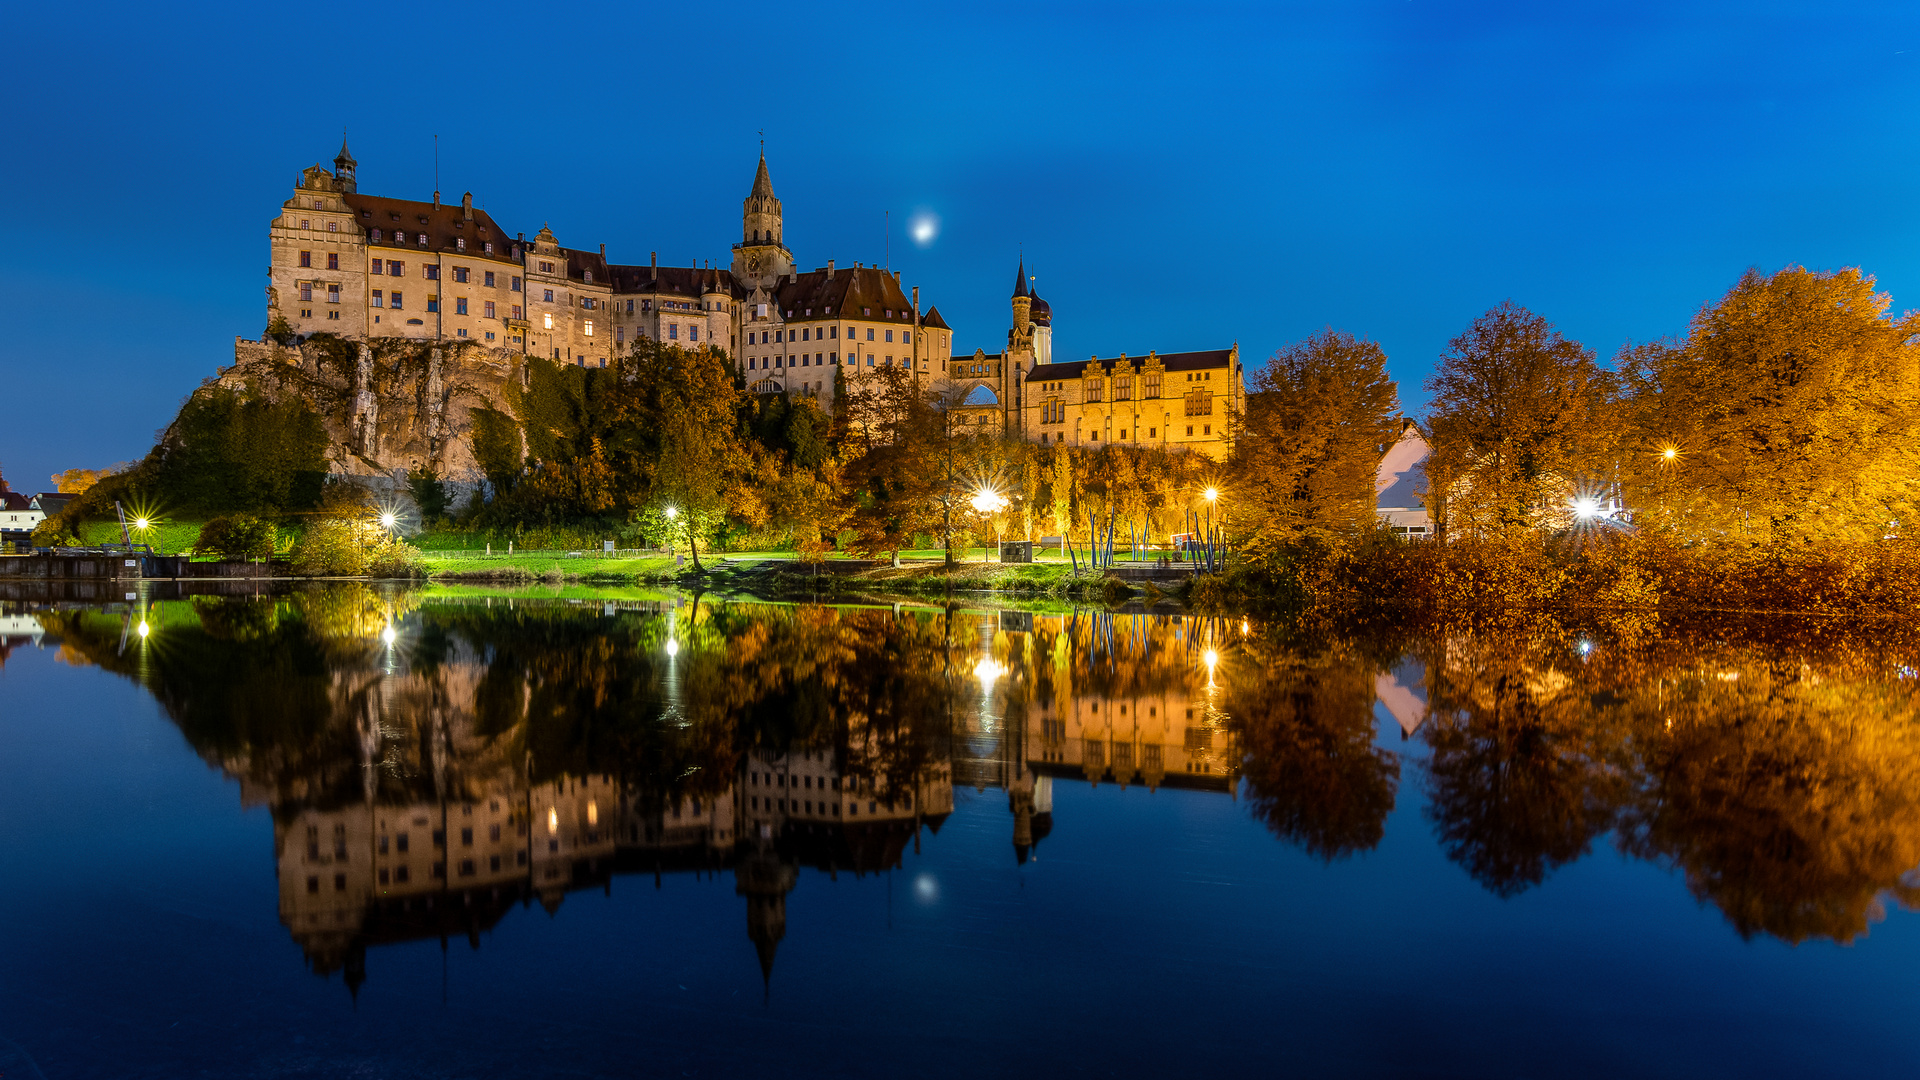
[1376,425,1431,510]
[773,266,916,321]
[30,492,73,513]
[1,492,32,512]
[921,305,951,331]
[345,194,519,264]
[1035,348,1236,380]
[606,263,736,298]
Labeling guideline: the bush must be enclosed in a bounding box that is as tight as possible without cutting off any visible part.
[29,517,81,548]
[291,518,422,577]
[195,514,278,561]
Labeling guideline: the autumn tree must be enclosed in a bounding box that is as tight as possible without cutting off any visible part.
[1614,266,1920,542]
[1425,302,1608,536]
[604,340,748,570]
[1229,329,1400,561]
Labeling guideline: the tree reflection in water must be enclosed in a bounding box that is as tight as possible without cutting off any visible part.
[27,586,1920,992]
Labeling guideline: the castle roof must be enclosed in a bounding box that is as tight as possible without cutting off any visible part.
[1037,348,1236,380]
[773,266,915,321]
[1029,289,1051,325]
[749,152,777,200]
[1012,258,1028,299]
[606,263,739,298]
[346,193,518,264]
[921,305,951,331]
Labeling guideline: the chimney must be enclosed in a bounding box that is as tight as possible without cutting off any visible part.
[433,190,441,208]
[827,259,835,277]
[461,192,473,220]
[894,270,901,282]
[517,231,525,243]
[651,251,658,281]
[599,243,606,259]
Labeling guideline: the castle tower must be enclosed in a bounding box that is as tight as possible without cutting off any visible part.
[1028,286,1053,365]
[735,846,798,989]
[732,150,794,287]
[1011,258,1031,337]
[332,138,357,194]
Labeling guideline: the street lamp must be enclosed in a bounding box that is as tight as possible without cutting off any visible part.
[969,488,1009,561]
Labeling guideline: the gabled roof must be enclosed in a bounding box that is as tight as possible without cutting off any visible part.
[921,305,951,331]
[772,267,915,321]
[1,492,32,512]
[606,263,736,297]
[345,194,518,264]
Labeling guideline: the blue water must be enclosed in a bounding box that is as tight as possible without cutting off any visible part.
[1,590,1915,1078]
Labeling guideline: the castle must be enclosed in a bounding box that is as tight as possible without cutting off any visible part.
[267,142,1241,458]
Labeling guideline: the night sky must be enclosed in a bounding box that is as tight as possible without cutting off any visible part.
[3,1,1916,490]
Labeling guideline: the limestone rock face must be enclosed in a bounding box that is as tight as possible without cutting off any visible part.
[221,336,521,484]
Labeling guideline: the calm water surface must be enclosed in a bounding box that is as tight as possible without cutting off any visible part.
[2,584,1917,1078]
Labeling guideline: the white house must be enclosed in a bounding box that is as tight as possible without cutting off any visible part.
[1,492,44,536]
[1375,421,1432,537]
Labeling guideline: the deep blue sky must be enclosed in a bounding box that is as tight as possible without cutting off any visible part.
[3,1,1917,491]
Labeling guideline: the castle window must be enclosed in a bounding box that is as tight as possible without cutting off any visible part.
[389,261,404,276]
[371,290,383,307]
[775,330,783,343]
[417,233,427,246]
[1086,381,1103,403]
[625,299,633,313]
[299,283,313,302]
[452,267,468,283]
[371,228,382,241]
[485,242,494,254]
[543,313,553,329]
[484,271,495,287]
[456,328,467,337]
[1204,424,1212,435]
[543,289,554,302]
[1145,374,1162,397]
[512,276,522,292]
[1184,391,1213,416]
[327,284,340,303]
[456,239,466,252]
[903,331,911,344]
[668,324,678,340]
[391,292,403,309]
[484,300,496,318]
[424,265,439,281]
[327,221,337,233]
[585,320,594,336]
[1115,376,1132,400]
[863,308,871,316]
[690,326,699,342]
[539,261,554,274]
[456,298,467,315]
[300,219,310,229]
[830,326,838,338]
[801,328,809,341]
[427,295,439,312]
[584,270,593,283]
[298,250,311,268]
[311,199,322,210]
[885,329,894,342]
[866,328,875,341]
[512,304,523,319]
[370,259,383,275]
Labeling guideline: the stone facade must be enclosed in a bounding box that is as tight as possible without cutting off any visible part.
[261,142,1235,463]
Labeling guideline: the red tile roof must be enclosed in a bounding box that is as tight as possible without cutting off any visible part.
[346,194,520,265]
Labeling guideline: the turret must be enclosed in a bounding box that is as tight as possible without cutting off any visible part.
[732,150,795,286]
[333,137,357,194]
[1011,258,1031,336]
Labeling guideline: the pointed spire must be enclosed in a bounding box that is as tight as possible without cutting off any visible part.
[334,133,355,168]
[750,149,775,199]
[1012,257,1029,299]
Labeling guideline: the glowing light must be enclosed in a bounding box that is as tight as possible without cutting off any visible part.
[379,511,398,529]
[1573,498,1600,520]
[1578,640,1593,656]
[909,211,939,247]
[133,517,151,531]
[1203,487,1218,502]
[381,624,397,647]
[587,799,598,826]
[665,637,679,657]
[137,620,150,638]
[1203,648,1219,669]
[969,488,1008,514]
[914,873,940,903]
[1661,447,1678,461]
[547,807,558,835]
[1240,619,1249,636]
[664,505,678,520]
[973,655,1006,692]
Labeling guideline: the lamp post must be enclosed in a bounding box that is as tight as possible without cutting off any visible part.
[969,488,1008,561]
[664,505,679,561]
[1203,487,1219,573]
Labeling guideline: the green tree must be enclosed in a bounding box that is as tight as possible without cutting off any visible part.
[195,514,278,560]
[153,385,329,513]
[406,466,450,522]
[604,340,748,571]
[1229,329,1400,560]
[1425,302,1608,536]
[1615,266,1920,542]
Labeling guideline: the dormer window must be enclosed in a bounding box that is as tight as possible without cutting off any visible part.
[863,307,871,316]
[417,234,427,247]
[361,210,371,217]
[584,270,593,283]
[390,213,400,221]
[456,238,466,252]
[824,306,832,314]
[371,228,381,241]
[484,242,493,254]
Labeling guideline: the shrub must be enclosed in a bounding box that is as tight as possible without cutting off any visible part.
[29,517,81,548]
[291,518,422,577]
[195,514,278,561]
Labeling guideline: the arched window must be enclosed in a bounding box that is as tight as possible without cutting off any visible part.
[753,229,760,242]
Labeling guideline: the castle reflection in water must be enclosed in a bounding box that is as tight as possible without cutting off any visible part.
[18,585,1920,995]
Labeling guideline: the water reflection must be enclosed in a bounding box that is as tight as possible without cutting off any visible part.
[13,587,1920,998]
